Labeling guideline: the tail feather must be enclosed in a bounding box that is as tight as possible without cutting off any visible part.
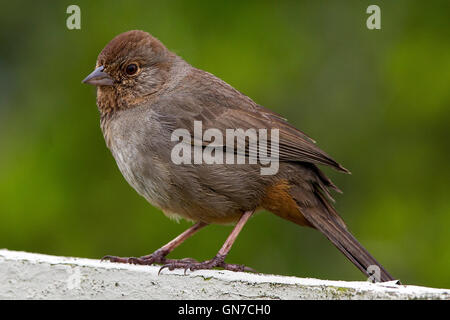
[298,191,396,283]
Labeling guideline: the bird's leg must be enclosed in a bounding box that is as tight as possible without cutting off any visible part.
[102,221,208,265]
[160,210,256,273]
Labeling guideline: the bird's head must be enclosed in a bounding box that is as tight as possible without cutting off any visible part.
[83,30,173,114]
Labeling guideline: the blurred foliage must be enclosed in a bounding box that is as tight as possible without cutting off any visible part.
[0,0,449,288]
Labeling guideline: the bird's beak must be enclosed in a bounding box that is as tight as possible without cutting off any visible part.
[82,66,114,86]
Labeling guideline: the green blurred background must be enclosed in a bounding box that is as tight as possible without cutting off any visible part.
[1,0,449,288]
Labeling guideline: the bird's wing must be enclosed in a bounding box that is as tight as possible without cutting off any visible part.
[155,69,349,173]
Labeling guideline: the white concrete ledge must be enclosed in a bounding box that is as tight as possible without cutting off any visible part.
[0,249,448,300]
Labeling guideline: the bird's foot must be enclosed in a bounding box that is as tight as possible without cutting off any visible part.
[101,249,169,265]
[159,254,256,274]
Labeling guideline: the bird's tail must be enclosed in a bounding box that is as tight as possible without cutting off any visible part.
[294,189,396,283]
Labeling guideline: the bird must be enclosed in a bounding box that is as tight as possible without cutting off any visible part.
[82,30,396,282]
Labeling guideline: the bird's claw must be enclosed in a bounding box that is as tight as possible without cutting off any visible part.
[158,254,256,274]
[101,255,130,263]
[101,250,168,266]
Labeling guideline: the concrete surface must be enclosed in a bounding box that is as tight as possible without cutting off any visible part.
[0,249,448,299]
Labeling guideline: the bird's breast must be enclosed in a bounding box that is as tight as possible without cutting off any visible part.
[101,113,173,211]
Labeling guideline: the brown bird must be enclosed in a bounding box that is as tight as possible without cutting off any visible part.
[83,30,395,282]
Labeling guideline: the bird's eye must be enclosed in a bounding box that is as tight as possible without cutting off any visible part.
[125,63,139,75]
